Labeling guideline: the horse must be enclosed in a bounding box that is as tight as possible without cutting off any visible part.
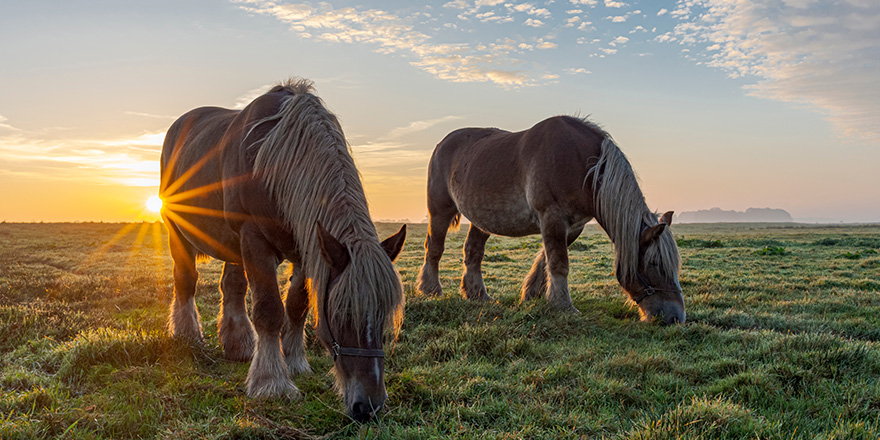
[159,78,406,421]
[417,115,685,324]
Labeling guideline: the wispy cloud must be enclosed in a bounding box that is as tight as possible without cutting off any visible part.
[0,130,164,187]
[233,84,274,109]
[565,67,592,75]
[233,0,552,88]
[124,111,177,120]
[0,115,21,132]
[664,0,880,140]
[382,115,463,140]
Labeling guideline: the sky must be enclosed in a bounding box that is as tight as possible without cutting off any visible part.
[1,0,878,223]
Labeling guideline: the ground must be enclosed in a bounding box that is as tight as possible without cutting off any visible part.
[1,221,879,439]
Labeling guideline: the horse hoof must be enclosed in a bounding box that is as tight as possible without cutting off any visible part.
[247,378,302,401]
[551,302,580,314]
[417,283,443,297]
[285,357,312,376]
[169,329,205,348]
[223,345,254,362]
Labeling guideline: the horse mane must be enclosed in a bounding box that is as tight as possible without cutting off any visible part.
[585,125,680,286]
[250,78,404,337]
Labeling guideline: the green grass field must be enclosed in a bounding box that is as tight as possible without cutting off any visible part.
[2,221,880,439]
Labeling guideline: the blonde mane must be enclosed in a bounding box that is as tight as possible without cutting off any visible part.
[250,78,403,337]
[588,135,681,285]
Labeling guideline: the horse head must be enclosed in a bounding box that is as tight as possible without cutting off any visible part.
[315,223,406,421]
[620,211,686,325]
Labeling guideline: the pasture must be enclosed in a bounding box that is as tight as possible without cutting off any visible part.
[1,221,880,439]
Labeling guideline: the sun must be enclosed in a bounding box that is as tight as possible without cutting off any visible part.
[146,195,164,213]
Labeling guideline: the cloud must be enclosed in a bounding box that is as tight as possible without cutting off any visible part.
[443,0,469,9]
[124,111,177,120]
[657,8,668,15]
[382,115,463,140]
[570,0,597,5]
[509,3,551,17]
[0,130,165,186]
[233,84,274,109]
[605,0,627,7]
[606,15,627,22]
[565,67,592,74]
[665,0,880,140]
[234,1,546,88]
[0,114,20,132]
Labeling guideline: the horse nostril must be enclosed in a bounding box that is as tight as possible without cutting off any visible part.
[350,400,383,422]
[662,310,686,325]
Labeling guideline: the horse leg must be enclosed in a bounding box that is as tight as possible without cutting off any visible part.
[417,207,458,296]
[521,226,584,302]
[541,217,579,313]
[166,220,203,344]
[218,262,256,362]
[460,224,492,301]
[240,225,299,399]
[281,264,311,376]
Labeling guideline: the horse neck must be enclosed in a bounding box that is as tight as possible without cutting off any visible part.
[251,91,377,286]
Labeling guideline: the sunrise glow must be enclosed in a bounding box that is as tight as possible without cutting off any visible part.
[0,1,877,223]
[146,196,163,213]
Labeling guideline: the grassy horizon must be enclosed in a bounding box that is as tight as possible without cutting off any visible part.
[2,222,880,438]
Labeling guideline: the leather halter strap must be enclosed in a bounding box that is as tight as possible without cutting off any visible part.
[321,280,385,360]
[631,273,680,304]
[630,221,680,305]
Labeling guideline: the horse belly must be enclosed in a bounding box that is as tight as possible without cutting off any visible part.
[453,191,541,237]
[176,206,242,261]
[166,161,242,261]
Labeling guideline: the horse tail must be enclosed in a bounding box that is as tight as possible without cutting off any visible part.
[448,213,462,231]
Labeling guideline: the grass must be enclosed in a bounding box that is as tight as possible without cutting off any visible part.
[1,221,880,438]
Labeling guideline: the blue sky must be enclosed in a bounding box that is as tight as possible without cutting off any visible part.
[1,0,878,222]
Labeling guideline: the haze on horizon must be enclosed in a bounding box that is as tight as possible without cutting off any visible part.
[1,0,878,224]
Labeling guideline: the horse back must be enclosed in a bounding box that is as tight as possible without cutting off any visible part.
[429,116,606,235]
[161,106,238,191]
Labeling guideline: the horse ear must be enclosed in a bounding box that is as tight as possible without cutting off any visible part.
[640,223,667,247]
[380,224,407,262]
[316,222,350,275]
[660,211,674,225]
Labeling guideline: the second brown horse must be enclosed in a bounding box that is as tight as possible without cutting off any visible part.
[417,116,685,324]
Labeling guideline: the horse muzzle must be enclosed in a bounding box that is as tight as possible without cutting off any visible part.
[349,396,385,422]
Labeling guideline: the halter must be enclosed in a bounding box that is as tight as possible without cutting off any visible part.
[630,221,681,304]
[321,279,385,361]
[631,273,681,304]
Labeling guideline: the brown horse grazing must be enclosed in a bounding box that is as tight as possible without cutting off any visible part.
[417,116,684,324]
[160,79,406,421]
